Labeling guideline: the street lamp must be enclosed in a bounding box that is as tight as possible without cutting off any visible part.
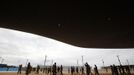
[102,59,104,67]
[44,55,47,68]
[116,55,122,65]
[1,59,4,64]
[81,55,84,66]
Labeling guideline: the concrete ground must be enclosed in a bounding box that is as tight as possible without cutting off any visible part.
[0,70,134,75]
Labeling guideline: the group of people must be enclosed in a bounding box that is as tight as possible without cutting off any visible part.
[17,62,32,75]
[85,62,99,75]
[17,62,64,75]
[17,62,132,75]
[68,62,99,75]
[51,63,63,75]
[17,62,99,75]
[51,62,99,75]
[110,64,131,75]
[69,66,84,75]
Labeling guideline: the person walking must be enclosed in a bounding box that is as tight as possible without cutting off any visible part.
[71,66,74,75]
[81,66,84,75]
[76,66,79,74]
[17,64,22,74]
[113,64,119,75]
[68,67,70,74]
[94,65,99,75]
[60,65,63,75]
[85,62,90,75]
[25,62,31,75]
[52,62,57,75]
[36,65,40,74]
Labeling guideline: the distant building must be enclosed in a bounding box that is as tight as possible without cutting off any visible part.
[0,64,17,68]
[0,64,7,68]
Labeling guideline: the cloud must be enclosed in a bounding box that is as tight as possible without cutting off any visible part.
[0,28,134,68]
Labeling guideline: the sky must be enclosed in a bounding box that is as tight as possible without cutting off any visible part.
[0,28,134,68]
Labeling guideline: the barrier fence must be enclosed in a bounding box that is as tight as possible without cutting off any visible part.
[0,68,18,71]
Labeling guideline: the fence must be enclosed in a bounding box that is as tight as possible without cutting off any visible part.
[0,68,18,71]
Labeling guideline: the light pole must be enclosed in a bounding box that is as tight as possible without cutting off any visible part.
[126,59,129,65]
[102,59,107,72]
[102,59,104,67]
[25,59,28,67]
[0,57,1,60]
[44,55,47,68]
[117,55,122,65]
[77,59,79,66]
[50,59,53,75]
[126,59,130,69]
[1,59,4,64]
[82,55,84,66]
[52,59,53,65]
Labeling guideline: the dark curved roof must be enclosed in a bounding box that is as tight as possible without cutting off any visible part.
[0,1,134,48]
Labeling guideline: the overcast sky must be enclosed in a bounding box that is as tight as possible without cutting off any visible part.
[0,28,134,68]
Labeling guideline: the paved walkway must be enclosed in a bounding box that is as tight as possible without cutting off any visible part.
[0,71,134,75]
